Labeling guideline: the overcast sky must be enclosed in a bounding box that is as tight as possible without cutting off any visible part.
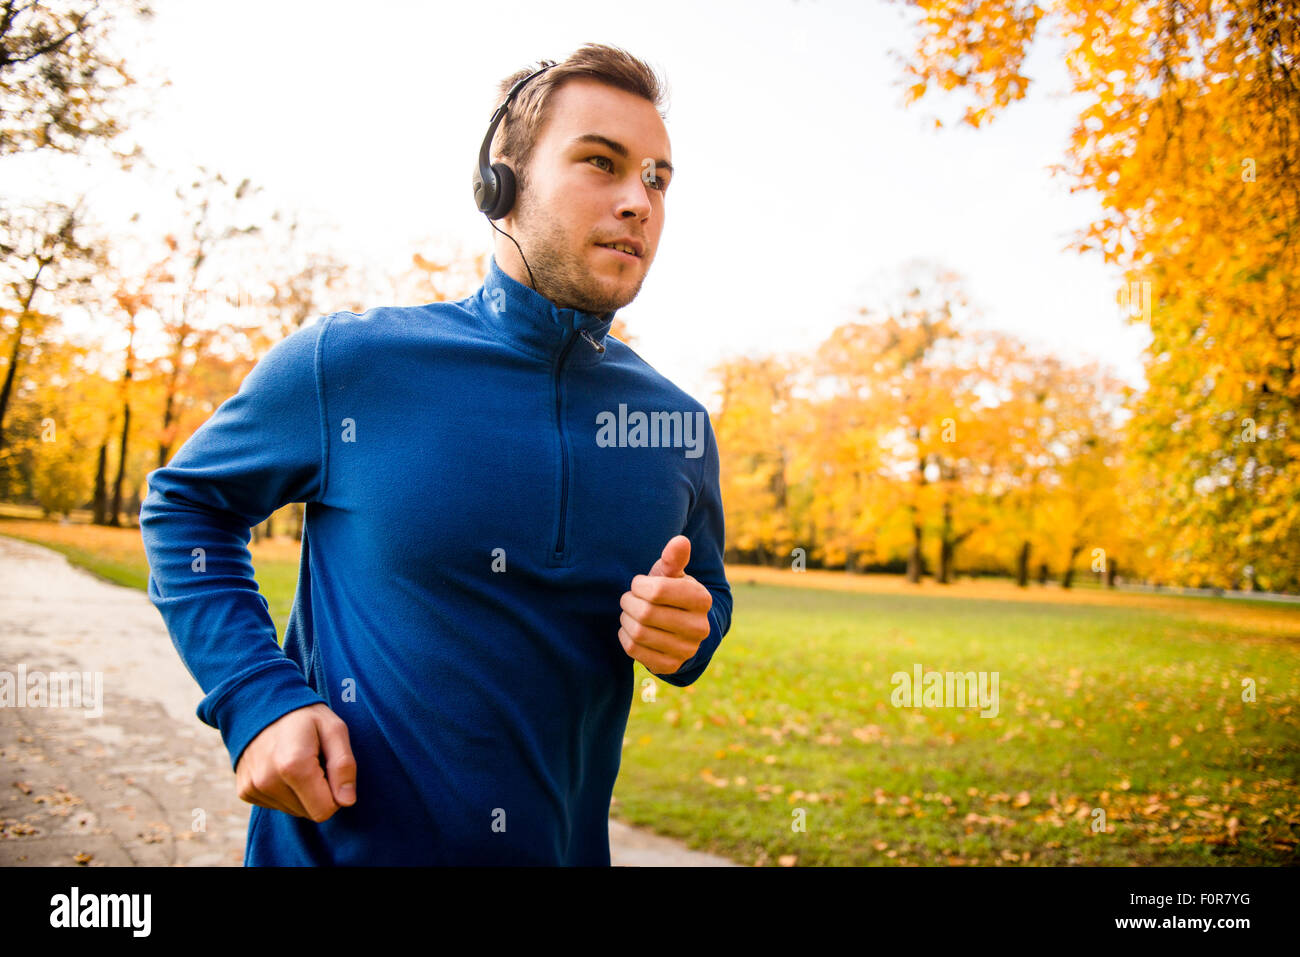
[28,0,1152,404]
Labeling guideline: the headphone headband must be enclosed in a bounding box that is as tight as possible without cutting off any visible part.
[473,63,557,220]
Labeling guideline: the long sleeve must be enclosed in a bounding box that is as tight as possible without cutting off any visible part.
[651,411,732,687]
[138,316,334,770]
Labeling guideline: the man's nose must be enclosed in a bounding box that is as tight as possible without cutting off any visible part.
[616,175,653,219]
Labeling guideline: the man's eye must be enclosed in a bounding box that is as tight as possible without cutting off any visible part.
[587,155,667,193]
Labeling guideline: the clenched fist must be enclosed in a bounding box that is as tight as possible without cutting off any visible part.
[618,535,713,676]
[235,703,357,822]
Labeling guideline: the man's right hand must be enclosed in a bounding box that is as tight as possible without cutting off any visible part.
[235,703,357,822]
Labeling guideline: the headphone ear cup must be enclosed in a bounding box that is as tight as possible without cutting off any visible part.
[472,164,497,216]
[487,162,516,220]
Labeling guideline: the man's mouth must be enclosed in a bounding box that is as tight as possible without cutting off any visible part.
[596,241,642,259]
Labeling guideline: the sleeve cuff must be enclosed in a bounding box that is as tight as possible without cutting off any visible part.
[653,603,725,688]
[198,659,328,770]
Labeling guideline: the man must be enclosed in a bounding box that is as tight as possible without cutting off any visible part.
[138,43,732,866]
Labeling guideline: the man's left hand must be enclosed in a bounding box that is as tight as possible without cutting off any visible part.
[619,535,713,676]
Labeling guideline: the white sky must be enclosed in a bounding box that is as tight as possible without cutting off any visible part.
[22,0,1153,405]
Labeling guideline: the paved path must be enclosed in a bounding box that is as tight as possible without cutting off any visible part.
[0,535,736,867]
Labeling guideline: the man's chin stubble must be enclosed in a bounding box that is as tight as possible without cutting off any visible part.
[530,249,642,316]
[513,205,644,314]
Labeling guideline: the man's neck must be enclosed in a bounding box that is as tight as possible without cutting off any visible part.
[494,240,535,292]
[493,241,573,312]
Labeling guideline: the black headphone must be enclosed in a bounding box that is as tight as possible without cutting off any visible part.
[472,62,557,220]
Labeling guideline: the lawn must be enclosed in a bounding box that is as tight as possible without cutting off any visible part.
[617,574,1300,866]
[3,512,1297,866]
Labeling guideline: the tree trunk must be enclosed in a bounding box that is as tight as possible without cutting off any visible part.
[1037,561,1049,585]
[906,512,923,583]
[937,499,952,584]
[92,442,108,525]
[1016,541,1030,587]
[157,389,175,470]
[906,445,927,583]
[127,483,142,527]
[0,317,25,451]
[1061,544,1084,589]
[109,402,130,527]
[1106,558,1117,588]
[0,267,50,449]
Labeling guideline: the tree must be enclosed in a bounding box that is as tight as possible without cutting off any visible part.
[148,168,263,470]
[6,336,112,517]
[95,247,172,524]
[0,0,153,162]
[892,0,1300,591]
[1,0,155,487]
[809,262,975,580]
[712,354,801,566]
[928,339,1004,584]
[1039,362,1131,587]
[0,198,101,454]
[979,334,1068,587]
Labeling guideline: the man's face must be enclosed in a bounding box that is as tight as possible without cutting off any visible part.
[499,77,672,317]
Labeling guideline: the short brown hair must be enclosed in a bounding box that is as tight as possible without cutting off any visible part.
[489,43,669,199]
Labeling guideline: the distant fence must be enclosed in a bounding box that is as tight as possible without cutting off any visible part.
[1114,582,1300,605]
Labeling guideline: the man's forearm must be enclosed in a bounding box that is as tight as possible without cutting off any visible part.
[140,476,325,769]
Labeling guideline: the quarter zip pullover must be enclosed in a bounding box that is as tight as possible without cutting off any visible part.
[138,254,732,865]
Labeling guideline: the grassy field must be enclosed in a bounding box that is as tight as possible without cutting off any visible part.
[618,577,1300,866]
[3,510,1297,866]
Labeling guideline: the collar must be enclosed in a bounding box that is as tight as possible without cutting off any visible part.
[473,254,615,366]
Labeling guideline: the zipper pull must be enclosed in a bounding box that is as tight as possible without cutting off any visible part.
[579,328,605,353]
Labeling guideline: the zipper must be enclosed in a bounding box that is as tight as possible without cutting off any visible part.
[551,325,605,562]
[551,329,580,560]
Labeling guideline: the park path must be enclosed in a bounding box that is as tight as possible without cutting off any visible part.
[0,534,736,867]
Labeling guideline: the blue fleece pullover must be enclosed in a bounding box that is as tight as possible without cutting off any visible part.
[138,255,732,865]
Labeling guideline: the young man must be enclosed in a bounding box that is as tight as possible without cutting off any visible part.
[139,43,732,866]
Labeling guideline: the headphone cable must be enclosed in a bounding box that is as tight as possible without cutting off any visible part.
[488,218,538,291]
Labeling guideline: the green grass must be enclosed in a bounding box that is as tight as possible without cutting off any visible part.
[4,516,1298,866]
[614,582,1300,866]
